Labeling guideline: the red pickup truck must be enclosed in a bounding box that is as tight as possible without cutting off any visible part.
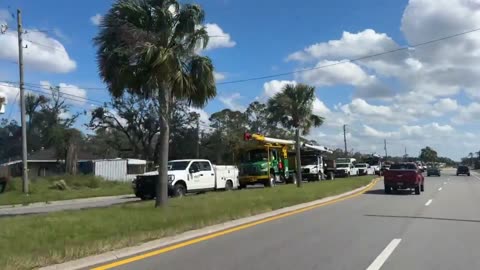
[383,163,424,195]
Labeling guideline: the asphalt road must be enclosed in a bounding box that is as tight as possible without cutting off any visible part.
[90,169,480,270]
[0,195,139,217]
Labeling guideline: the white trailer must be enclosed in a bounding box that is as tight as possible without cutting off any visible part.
[94,158,147,182]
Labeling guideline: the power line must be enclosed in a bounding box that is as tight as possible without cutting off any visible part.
[217,27,480,85]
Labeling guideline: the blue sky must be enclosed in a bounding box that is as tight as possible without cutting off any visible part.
[1,0,480,160]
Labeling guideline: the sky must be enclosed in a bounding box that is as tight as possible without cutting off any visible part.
[0,0,480,161]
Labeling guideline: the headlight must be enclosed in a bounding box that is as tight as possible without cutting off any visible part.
[260,163,268,169]
[168,175,175,182]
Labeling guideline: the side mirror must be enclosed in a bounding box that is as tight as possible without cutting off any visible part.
[189,168,196,174]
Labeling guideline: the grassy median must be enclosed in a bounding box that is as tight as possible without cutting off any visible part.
[0,175,132,206]
[0,176,375,270]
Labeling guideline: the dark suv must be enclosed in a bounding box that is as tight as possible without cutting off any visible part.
[456,165,470,176]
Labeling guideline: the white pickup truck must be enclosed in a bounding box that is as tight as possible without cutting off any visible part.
[132,159,239,199]
[335,158,359,177]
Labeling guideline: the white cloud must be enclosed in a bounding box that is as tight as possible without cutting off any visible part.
[312,97,330,116]
[213,71,226,81]
[0,82,19,104]
[39,81,87,105]
[341,98,392,117]
[90,14,103,26]
[262,80,297,98]
[298,60,392,98]
[287,29,399,62]
[190,107,211,129]
[433,98,458,113]
[453,102,480,124]
[0,29,76,73]
[204,23,236,50]
[219,92,245,111]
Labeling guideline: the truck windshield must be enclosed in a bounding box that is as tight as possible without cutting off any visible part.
[168,161,190,170]
[355,164,367,168]
[242,149,268,162]
[337,163,349,168]
[301,156,317,165]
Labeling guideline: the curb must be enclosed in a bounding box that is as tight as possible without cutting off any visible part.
[40,178,380,270]
[0,195,134,209]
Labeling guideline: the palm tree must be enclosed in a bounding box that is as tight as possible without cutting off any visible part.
[267,84,324,187]
[95,0,216,207]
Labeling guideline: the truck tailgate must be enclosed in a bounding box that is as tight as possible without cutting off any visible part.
[384,170,417,184]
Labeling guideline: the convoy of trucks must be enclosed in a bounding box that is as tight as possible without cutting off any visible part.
[133,132,382,198]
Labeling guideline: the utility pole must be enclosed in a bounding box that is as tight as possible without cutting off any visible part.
[343,124,348,156]
[17,9,28,194]
[384,139,388,159]
[196,117,200,158]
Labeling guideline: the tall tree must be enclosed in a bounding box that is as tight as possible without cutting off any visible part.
[267,84,324,187]
[95,0,216,207]
[419,146,438,162]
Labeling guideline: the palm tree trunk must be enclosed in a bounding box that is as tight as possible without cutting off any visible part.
[155,90,170,208]
[295,128,302,188]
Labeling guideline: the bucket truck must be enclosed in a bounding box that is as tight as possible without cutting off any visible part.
[239,133,297,188]
[300,143,335,181]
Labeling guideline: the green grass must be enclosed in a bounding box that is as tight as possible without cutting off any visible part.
[0,175,132,206]
[0,176,375,270]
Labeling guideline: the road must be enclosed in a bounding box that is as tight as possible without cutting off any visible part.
[89,169,480,270]
[0,195,139,217]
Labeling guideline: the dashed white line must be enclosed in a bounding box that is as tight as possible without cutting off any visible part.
[438,187,442,191]
[425,199,433,206]
[366,238,402,270]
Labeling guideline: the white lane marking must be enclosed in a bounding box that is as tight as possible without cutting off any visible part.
[425,199,433,206]
[366,238,402,270]
[438,187,442,191]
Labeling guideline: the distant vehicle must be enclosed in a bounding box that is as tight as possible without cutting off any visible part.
[456,165,470,176]
[132,159,238,199]
[383,163,425,195]
[355,163,372,176]
[426,166,441,177]
[380,164,391,175]
[365,155,382,175]
[335,162,358,177]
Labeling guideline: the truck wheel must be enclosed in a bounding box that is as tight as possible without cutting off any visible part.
[265,175,275,188]
[225,180,233,191]
[174,183,187,197]
[384,185,391,194]
[414,185,421,195]
[140,194,151,200]
[420,184,424,192]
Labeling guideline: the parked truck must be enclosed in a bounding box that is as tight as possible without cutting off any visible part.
[300,143,334,181]
[239,133,297,188]
[132,159,238,199]
[335,158,358,177]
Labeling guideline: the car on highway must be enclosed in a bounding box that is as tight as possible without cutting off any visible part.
[456,165,470,176]
[426,166,441,177]
[383,162,425,195]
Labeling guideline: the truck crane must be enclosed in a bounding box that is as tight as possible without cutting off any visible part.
[239,132,297,188]
[300,143,335,181]
[239,132,333,188]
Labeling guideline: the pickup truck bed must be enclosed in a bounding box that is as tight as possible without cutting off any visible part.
[383,163,424,195]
